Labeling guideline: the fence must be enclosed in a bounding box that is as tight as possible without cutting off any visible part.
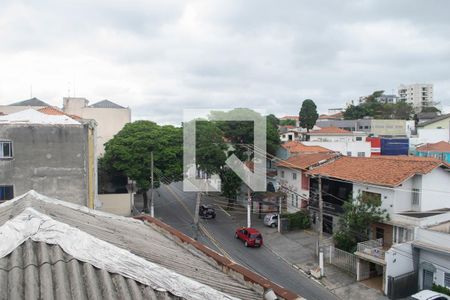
[326,245,357,277]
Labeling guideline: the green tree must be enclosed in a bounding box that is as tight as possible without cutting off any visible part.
[299,99,319,132]
[393,100,415,120]
[102,121,183,212]
[220,168,242,209]
[280,119,296,126]
[334,193,388,252]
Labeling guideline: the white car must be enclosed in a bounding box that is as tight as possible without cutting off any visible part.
[409,290,450,300]
[263,213,278,228]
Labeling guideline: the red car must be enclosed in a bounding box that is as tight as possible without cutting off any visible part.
[235,227,263,247]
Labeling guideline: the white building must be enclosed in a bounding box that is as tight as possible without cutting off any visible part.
[304,127,371,157]
[398,83,434,112]
[276,153,339,212]
[308,155,450,296]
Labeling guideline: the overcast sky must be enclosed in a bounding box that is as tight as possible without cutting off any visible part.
[1,0,449,124]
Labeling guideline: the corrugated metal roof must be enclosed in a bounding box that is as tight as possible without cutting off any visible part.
[0,239,178,300]
[0,192,262,300]
[9,97,51,107]
[88,100,125,109]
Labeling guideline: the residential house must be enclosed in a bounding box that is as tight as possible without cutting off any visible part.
[0,191,301,300]
[63,97,131,157]
[415,141,450,163]
[276,153,339,213]
[279,125,300,142]
[276,141,332,160]
[303,127,371,157]
[0,109,97,207]
[307,156,450,293]
[410,114,450,148]
[317,112,344,122]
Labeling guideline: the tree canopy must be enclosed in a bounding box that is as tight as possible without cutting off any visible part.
[334,193,388,252]
[299,99,319,131]
[343,91,415,120]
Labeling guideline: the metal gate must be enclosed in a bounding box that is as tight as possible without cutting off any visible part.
[423,270,433,290]
[387,271,418,300]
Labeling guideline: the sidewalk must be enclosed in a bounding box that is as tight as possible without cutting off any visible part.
[222,206,388,300]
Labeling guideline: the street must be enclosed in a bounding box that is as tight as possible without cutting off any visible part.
[135,182,339,300]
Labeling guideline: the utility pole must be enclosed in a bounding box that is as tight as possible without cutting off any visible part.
[319,175,323,241]
[150,151,154,218]
[193,178,203,241]
[318,175,324,277]
[278,196,282,233]
[247,187,251,228]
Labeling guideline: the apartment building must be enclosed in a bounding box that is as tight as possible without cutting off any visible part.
[398,83,434,112]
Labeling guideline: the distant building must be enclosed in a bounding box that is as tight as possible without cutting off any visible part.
[415,141,450,163]
[63,97,131,157]
[316,118,413,137]
[0,97,51,115]
[303,127,371,157]
[376,94,399,104]
[0,109,97,207]
[398,83,434,112]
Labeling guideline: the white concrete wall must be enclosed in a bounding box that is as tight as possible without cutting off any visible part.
[98,193,133,216]
[276,166,310,212]
[303,141,371,157]
[410,128,450,147]
[420,168,450,211]
[384,243,414,294]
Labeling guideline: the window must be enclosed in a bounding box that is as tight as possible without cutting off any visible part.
[357,152,365,157]
[295,195,298,207]
[291,194,294,206]
[0,141,13,159]
[292,172,297,180]
[356,136,362,141]
[445,272,450,288]
[281,170,285,178]
[0,186,13,201]
[412,188,420,206]
[347,151,352,156]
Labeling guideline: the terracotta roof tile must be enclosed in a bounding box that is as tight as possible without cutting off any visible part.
[280,115,299,120]
[318,112,343,120]
[307,156,449,187]
[38,106,82,121]
[416,141,450,153]
[309,127,352,135]
[276,152,339,170]
[281,141,332,153]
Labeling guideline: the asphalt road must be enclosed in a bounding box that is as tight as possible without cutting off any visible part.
[136,182,338,300]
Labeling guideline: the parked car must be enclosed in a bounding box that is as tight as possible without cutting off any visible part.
[263,213,278,228]
[235,227,263,247]
[409,290,450,300]
[199,204,216,219]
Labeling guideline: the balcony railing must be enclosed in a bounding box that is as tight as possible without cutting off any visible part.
[309,199,344,214]
[356,238,385,259]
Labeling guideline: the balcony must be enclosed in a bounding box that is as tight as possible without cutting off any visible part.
[355,239,386,264]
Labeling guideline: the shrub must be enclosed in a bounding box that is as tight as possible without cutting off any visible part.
[432,284,450,296]
[282,211,311,230]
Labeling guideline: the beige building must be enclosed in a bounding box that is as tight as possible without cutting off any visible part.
[63,97,131,157]
[417,113,450,130]
[398,83,434,112]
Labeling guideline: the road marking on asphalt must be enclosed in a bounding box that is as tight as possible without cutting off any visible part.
[217,204,231,217]
[164,185,234,260]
